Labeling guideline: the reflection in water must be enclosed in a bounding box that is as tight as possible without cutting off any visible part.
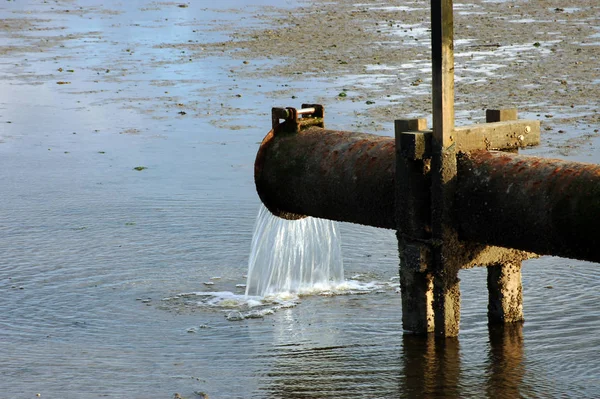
[487,322,525,398]
[260,315,536,399]
[261,304,403,398]
[401,335,461,398]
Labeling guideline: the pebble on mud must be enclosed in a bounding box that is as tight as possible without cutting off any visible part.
[226,311,244,321]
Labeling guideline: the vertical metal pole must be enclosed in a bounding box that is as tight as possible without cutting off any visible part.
[431,0,461,337]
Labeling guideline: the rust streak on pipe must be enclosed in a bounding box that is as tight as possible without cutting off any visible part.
[457,150,600,262]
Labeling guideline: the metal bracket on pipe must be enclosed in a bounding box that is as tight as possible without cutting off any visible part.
[271,104,324,134]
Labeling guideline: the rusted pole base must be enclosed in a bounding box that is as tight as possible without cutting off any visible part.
[487,262,524,323]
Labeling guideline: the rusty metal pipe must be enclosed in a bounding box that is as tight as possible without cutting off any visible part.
[255,128,600,262]
[255,126,396,228]
[456,150,600,262]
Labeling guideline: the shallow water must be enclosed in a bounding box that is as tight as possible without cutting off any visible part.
[1,1,600,398]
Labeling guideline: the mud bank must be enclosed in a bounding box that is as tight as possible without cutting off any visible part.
[170,0,600,153]
[1,0,599,153]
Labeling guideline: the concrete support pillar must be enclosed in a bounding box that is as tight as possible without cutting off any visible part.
[432,264,461,337]
[487,262,524,323]
[398,239,435,333]
[485,109,524,325]
[398,240,461,336]
[395,119,435,334]
[430,0,461,337]
[430,143,461,337]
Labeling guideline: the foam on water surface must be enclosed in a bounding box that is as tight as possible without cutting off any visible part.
[161,277,399,322]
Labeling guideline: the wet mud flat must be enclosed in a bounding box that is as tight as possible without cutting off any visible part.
[1,0,599,155]
[173,0,600,155]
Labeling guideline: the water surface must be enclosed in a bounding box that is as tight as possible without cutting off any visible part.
[1,1,599,398]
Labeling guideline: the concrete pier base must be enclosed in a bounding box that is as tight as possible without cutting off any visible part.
[399,255,462,336]
[399,266,434,334]
[484,108,524,325]
[398,237,462,336]
[399,241,434,333]
[487,262,524,323]
[433,269,461,337]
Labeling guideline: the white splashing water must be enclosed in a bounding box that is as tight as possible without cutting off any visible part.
[160,205,397,322]
[245,205,344,297]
